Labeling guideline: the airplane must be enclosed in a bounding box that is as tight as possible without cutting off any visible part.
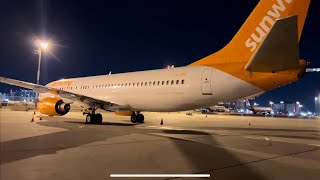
[250,106,273,115]
[0,0,311,124]
[208,106,230,113]
[244,99,273,115]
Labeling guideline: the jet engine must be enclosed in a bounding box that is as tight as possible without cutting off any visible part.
[38,97,71,116]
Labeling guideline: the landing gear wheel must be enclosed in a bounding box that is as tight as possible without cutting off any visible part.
[95,114,103,124]
[86,114,94,124]
[137,114,144,124]
[131,114,137,123]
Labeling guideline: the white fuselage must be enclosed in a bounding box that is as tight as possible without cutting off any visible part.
[42,66,263,112]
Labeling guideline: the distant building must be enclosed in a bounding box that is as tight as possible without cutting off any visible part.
[273,103,285,112]
[0,92,8,102]
[273,102,302,115]
[286,103,296,115]
[8,90,36,102]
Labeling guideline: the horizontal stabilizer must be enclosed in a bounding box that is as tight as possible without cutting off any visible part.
[245,16,299,72]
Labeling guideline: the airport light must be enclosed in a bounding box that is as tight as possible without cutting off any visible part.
[280,101,284,104]
[40,42,49,49]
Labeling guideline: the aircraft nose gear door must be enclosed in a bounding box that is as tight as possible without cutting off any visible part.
[201,69,212,95]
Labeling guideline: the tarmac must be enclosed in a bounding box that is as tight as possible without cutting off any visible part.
[1,109,320,180]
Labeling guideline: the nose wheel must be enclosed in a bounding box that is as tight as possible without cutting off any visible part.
[131,112,144,124]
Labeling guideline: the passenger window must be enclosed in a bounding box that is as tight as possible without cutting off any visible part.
[125,83,127,87]
[129,83,131,86]
[166,81,169,85]
[182,80,185,84]
[153,81,155,85]
[133,83,135,86]
[171,80,174,85]
[176,80,179,84]
[149,82,151,86]
[157,81,160,85]
[145,82,147,86]
[162,81,164,85]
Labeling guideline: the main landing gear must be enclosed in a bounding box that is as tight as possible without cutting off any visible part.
[86,113,102,124]
[131,112,144,124]
[83,108,103,124]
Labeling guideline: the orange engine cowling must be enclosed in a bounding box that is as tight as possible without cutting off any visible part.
[38,97,71,116]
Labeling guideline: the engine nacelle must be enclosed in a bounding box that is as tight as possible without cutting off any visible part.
[38,97,71,116]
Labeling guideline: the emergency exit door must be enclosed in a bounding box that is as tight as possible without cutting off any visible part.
[201,69,212,95]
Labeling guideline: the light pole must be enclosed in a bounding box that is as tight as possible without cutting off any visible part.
[34,40,49,104]
[36,41,48,85]
[315,96,319,116]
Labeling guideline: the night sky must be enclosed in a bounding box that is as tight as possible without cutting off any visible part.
[0,0,319,110]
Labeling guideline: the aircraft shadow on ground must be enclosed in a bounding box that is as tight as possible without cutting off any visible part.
[158,130,265,179]
[204,127,318,133]
[0,121,140,165]
[1,119,265,179]
[161,129,209,135]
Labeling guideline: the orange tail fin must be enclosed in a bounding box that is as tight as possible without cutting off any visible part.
[190,0,310,67]
[189,0,310,91]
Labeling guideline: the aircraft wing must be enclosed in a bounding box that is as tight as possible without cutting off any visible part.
[0,76,126,111]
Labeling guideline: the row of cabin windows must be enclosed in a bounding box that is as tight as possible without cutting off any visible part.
[58,79,185,91]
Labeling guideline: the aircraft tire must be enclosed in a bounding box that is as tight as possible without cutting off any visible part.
[131,114,137,123]
[137,114,144,124]
[95,114,103,124]
[86,114,95,124]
